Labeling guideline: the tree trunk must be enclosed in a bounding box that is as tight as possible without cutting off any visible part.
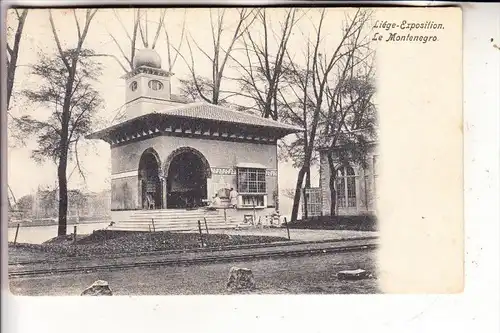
[327,153,337,217]
[329,179,337,217]
[303,167,311,219]
[7,10,28,109]
[290,167,306,222]
[305,168,311,188]
[302,187,308,219]
[57,151,68,236]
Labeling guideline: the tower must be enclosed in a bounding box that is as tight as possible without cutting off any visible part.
[121,48,182,120]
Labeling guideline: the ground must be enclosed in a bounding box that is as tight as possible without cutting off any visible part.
[9,230,290,259]
[8,227,379,295]
[9,249,378,295]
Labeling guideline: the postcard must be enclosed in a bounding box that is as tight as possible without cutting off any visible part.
[5,6,462,295]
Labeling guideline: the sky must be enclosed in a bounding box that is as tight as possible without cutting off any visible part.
[5,8,367,215]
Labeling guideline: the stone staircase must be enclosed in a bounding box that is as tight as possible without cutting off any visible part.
[109,208,242,232]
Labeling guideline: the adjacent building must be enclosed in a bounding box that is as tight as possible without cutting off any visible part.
[303,140,378,218]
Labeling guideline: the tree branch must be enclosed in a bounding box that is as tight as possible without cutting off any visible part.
[49,10,70,70]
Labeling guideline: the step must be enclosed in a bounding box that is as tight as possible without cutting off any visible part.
[116,215,234,221]
[130,212,223,218]
[121,219,232,224]
[127,214,227,219]
[118,216,234,222]
[121,219,232,225]
[131,209,224,215]
[113,220,236,228]
[109,222,241,232]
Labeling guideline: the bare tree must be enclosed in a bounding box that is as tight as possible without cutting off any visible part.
[322,61,376,216]
[278,9,372,221]
[227,8,300,119]
[160,9,186,73]
[104,9,141,72]
[6,9,29,210]
[177,8,257,105]
[12,9,101,236]
[103,8,185,74]
[6,9,29,110]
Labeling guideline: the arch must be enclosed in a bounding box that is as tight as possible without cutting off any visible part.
[163,147,211,179]
[164,147,211,209]
[334,163,357,176]
[138,147,163,209]
[139,147,162,174]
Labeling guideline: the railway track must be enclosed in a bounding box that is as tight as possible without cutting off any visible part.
[9,243,377,278]
[9,236,378,266]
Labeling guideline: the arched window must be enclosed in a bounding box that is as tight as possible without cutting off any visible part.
[148,80,163,91]
[336,166,357,208]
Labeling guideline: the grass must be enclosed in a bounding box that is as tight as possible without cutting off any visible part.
[10,249,378,295]
[286,215,378,232]
[9,229,290,260]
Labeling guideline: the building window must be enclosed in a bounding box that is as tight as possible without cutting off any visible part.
[237,167,266,208]
[237,168,266,193]
[130,81,138,91]
[148,80,163,91]
[302,187,322,217]
[336,166,357,208]
[241,195,265,207]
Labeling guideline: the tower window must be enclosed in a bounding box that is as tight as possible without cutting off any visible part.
[130,81,138,91]
[148,80,164,91]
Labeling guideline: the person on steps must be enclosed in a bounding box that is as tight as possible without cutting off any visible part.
[229,188,238,209]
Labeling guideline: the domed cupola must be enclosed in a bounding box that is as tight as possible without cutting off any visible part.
[133,48,162,69]
[121,48,180,120]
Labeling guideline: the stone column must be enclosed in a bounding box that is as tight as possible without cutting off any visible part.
[137,177,142,209]
[161,176,167,209]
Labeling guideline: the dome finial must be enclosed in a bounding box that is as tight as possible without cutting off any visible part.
[133,48,162,69]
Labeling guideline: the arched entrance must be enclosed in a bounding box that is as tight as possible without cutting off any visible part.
[165,147,211,209]
[138,148,163,209]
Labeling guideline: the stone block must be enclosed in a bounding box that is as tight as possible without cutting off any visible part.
[81,280,113,296]
[337,269,371,281]
[227,267,256,291]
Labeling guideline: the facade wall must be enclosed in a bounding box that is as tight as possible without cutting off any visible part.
[123,97,184,121]
[111,176,139,210]
[110,135,278,210]
[319,146,378,216]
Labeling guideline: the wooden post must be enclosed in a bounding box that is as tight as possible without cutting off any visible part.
[148,225,151,232]
[224,208,227,222]
[13,223,20,245]
[73,225,77,243]
[253,203,256,222]
[197,220,204,247]
[204,217,209,235]
[284,217,291,240]
[151,218,156,232]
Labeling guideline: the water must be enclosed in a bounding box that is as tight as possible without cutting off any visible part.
[7,223,110,244]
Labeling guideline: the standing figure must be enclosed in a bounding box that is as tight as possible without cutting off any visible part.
[229,188,238,209]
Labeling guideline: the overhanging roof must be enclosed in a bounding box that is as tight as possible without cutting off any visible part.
[87,102,303,141]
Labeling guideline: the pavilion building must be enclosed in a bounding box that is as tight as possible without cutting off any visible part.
[87,49,302,230]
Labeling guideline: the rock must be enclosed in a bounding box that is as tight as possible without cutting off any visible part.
[337,269,371,281]
[227,267,256,291]
[81,280,113,296]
